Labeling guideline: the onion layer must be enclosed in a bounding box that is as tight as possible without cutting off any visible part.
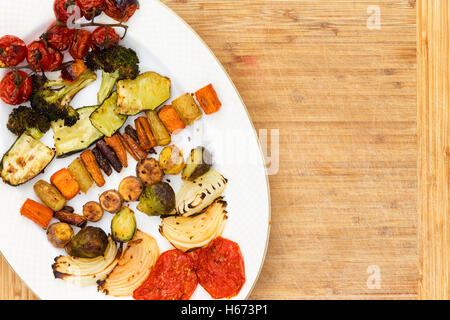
[160,198,227,252]
[52,236,121,287]
[97,230,160,297]
[176,170,227,217]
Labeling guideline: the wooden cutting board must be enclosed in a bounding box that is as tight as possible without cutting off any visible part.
[1,0,449,300]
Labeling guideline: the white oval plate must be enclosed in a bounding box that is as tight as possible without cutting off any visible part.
[0,0,270,300]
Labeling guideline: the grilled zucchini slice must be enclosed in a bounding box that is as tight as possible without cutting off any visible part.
[90,92,127,137]
[1,133,55,186]
[52,106,104,158]
[116,72,171,115]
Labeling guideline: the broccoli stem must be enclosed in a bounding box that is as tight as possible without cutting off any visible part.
[98,70,120,104]
[27,127,45,140]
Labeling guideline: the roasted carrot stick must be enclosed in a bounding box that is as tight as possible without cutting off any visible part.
[80,150,105,187]
[50,168,80,200]
[158,105,186,134]
[117,132,139,161]
[137,117,158,147]
[135,117,157,151]
[20,199,53,229]
[195,84,222,114]
[122,133,148,160]
[105,134,128,168]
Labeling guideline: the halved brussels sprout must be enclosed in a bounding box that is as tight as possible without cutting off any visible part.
[111,207,137,243]
[137,182,175,216]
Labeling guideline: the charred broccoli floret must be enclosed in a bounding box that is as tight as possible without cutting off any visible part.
[7,105,51,140]
[85,45,139,103]
[30,69,97,126]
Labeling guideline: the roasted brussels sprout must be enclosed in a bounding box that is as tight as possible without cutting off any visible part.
[159,145,184,175]
[119,176,143,202]
[111,207,137,242]
[65,226,108,258]
[182,147,212,181]
[136,158,163,186]
[137,182,175,216]
[47,222,74,248]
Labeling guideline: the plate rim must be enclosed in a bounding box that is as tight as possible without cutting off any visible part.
[0,0,272,300]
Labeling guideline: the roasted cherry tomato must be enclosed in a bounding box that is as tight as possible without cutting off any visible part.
[27,41,63,72]
[0,36,28,67]
[54,0,78,23]
[104,0,139,22]
[92,27,120,49]
[0,71,33,105]
[69,29,92,59]
[45,22,75,51]
[77,0,105,20]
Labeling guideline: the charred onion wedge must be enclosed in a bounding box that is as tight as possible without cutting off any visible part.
[136,158,163,186]
[119,176,143,202]
[97,230,159,297]
[53,236,121,287]
[176,170,227,217]
[83,201,104,222]
[160,198,227,252]
[99,190,123,213]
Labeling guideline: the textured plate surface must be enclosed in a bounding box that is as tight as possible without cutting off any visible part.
[0,0,270,300]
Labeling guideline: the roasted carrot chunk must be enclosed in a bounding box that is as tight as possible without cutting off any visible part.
[50,168,80,200]
[80,150,105,187]
[195,84,222,115]
[158,105,186,134]
[20,199,53,229]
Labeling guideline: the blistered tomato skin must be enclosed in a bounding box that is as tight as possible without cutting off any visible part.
[45,23,75,51]
[69,30,92,59]
[133,250,198,300]
[0,36,28,67]
[54,0,77,23]
[195,237,246,299]
[104,0,139,22]
[77,0,105,20]
[26,41,63,72]
[0,71,33,105]
[92,27,120,49]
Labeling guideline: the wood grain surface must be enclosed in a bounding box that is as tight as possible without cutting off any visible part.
[0,0,447,300]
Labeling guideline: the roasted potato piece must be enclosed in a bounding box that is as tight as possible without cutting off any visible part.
[116,72,171,115]
[67,158,94,193]
[65,226,108,258]
[83,201,104,222]
[172,93,203,125]
[137,182,175,216]
[182,147,212,181]
[54,210,88,228]
[136,158,163,186]
[145,110,171,146]
[99,190,123,213]
[159,145,184,175]
[47,222,74,248]
[33,180,66,212]
[119,176,144,202]
[111,207,137,243]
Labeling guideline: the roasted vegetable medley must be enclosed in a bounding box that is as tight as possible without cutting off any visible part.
[1,0,244,301]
